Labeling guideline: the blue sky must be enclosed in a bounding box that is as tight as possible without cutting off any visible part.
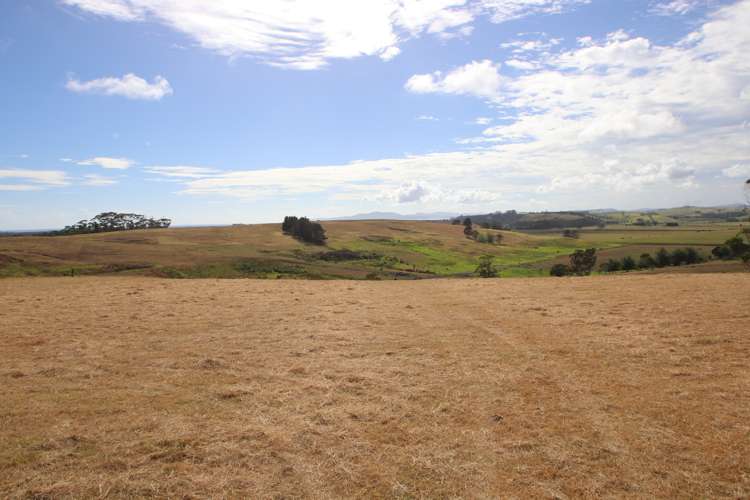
[1,0,749,229]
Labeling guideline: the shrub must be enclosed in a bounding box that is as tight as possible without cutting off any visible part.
[475,255,498,278]
[600,259,622,272]
[562,229,579,238]
[549,263,571,277]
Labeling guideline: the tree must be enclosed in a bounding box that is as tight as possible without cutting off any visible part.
[638,253,656,269]
[475,255,498,278]
[549,263,571,277]
[684,247,701,265]
[712,245,732,260]
[281,216,327,245]
[569,248,597,275]
[562,229,579,238]
[725,235,749,257]
[463,217,474,237]
[622,255,636,271]
[671,248,688,266]
[655,248,671,268]
[57,212,171,235]
[281,216,299,233]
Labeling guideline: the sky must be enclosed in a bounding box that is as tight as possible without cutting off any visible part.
[1,0,749,229]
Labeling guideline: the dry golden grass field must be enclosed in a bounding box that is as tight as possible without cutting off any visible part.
[2,274,749,498]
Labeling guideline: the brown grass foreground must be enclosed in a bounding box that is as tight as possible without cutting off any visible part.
[1,274,749,498]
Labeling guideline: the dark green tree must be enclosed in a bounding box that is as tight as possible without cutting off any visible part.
[463,217,474,237]
[655,248,671,267]
[638,253,656,269]
[569,248,597,275]
[622,256,636,271]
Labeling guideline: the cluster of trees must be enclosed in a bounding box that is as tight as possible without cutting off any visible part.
[460,218,502,244]
[57,212,171,235]
[550,248,598,276]
[455,210,603,230]
[281,216,327,245]
[600,247,704,273]
[562,229,579,238]
[712,231,750,265]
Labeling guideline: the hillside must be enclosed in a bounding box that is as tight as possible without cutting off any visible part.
[0,220,744,279]
[2,274,749,497]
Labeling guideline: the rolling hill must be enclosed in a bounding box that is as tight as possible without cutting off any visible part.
[0,219,744,279]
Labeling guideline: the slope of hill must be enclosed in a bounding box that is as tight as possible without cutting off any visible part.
[0,220,743,279]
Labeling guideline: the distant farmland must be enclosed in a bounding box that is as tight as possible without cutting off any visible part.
[0,219,744,279]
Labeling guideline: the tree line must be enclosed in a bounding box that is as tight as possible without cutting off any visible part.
[599,247,703,273]
[56,212,171,235]
[282,216,327,245]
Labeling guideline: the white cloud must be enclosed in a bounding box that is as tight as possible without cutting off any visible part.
[394,182,431,203]
[505,58,538,70]
[379,46,401,61]
[481,0,590,23]
[66,73,172,100]
[77,157,134,169]
[170,1,750,210]
[0,169,70,190]
[60,0,589,69]
[82,174,118,186]
[416,115,439,121]
[723,164,750,178]
[145,166,220,178]
[0,184,46,192]
[405,59,502,98]
[500,35,562,53]
[651,0,708,15]
[474,117,492,125]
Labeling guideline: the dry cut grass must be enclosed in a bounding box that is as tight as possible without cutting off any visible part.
[1,274,749,498]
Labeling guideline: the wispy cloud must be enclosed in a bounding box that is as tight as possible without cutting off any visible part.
[66,73,172,100]
[60,0,590,69]
[82,174,118,186]
[651,0,712,15]
[0,169,70,191]
[145,166,220,178]
[77,157,134,169]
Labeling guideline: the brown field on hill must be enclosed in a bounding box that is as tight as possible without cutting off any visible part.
[2,274,749,498]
